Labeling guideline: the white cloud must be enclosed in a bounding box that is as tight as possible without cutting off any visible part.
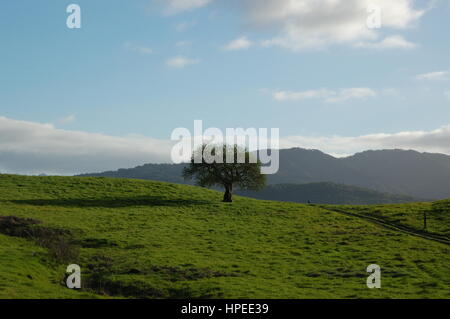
[327,88,377,103]
[355,35,416,49]
[166,56,200,68]
[158,0,426,50]
[242,0,425,51]
[273,89,333,101]
[57,115,76,125]
[0,116,173,175]
[158,1,426,50]
[272,88,377,103]
[125,43,154,54]
[281,124,450,157]
[223,36,253,51]
[163,0,213,14]
[416,71,449,81]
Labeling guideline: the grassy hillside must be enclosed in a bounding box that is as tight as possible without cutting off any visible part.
[332,200,450,239]
[237,183,419,205]
[0,233,96,298]
[0,174,449,299]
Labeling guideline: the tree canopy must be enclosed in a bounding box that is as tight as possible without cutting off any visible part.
[182,144,266,202]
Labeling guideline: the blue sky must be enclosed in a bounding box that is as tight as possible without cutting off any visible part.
[1,0,450,174]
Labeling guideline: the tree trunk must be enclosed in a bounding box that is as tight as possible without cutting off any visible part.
[223,184,233,202]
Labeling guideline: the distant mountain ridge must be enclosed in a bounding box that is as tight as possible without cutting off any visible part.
[342,149,450,198]
[79,148,450,201]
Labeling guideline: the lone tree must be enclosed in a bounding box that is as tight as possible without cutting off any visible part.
[183,144,266,202]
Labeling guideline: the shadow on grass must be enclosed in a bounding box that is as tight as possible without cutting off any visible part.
[10,196,210,208]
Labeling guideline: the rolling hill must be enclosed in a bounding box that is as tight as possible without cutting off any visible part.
[0,174,449,299]
[237,183,418,205]
[79,148,450,201]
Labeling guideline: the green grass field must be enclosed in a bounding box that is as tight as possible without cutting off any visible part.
[329,201,450,239]
[0,174,449,299]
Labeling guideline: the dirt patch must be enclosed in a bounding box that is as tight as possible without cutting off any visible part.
[0,215,79,263]
[76,238,118,248]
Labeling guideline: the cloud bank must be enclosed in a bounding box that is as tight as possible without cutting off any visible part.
[281,125,450,158]
[2,116,450,175]
[0,117,174,175]
[235,0,425,51]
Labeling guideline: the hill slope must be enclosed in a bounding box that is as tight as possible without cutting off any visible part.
[261,148,372,187]
[79,148,450,200]
[342,150,450,198]
[331,199,450,240]
[0,174,449,299]
[237,183,417,205]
